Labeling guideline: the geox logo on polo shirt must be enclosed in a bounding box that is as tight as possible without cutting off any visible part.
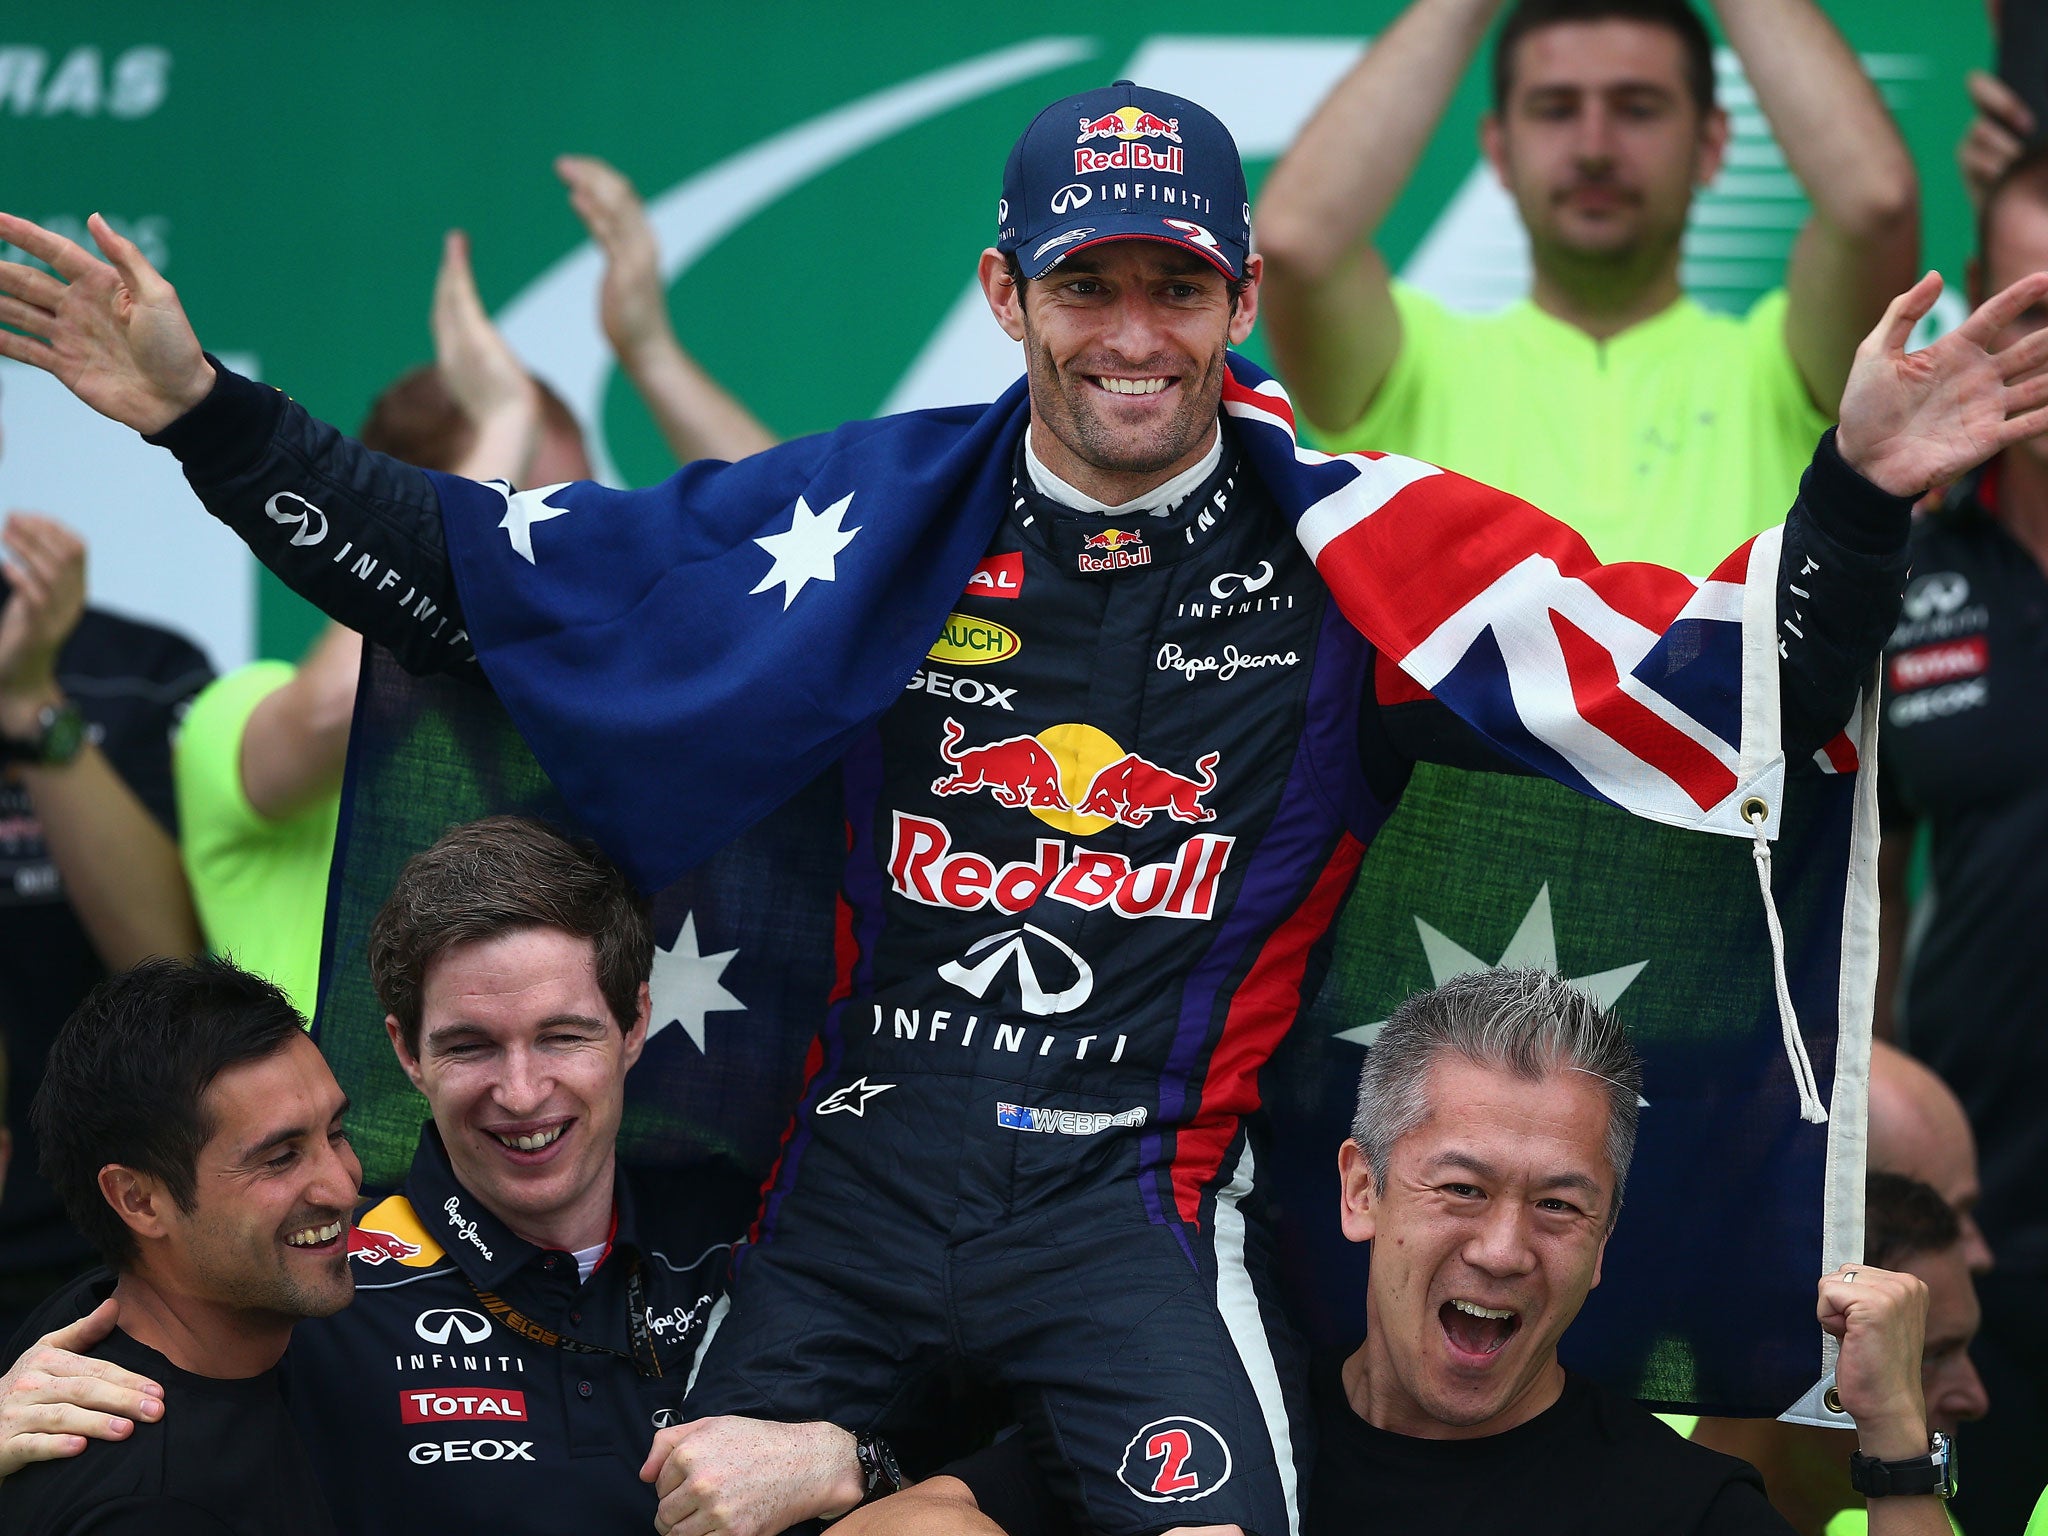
[1078,528,1150,573]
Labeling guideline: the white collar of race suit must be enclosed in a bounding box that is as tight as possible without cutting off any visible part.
[1023,420,1223,517]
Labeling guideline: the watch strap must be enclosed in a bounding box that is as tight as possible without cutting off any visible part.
[854,1432,905,1502]
[1849,1432,1954,1498]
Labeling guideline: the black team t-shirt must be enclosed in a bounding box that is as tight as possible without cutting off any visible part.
[1306,1355,1793,1535]
[0,1271,336,1536]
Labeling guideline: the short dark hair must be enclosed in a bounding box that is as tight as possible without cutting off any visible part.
[1492,0,1718,117]
[368,815,652,1055]
[1865,1170,1962,1270]
[33,957,308,1268]
[359,365,582,473]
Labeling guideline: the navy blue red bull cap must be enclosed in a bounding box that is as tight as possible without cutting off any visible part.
[997,80,1251,282]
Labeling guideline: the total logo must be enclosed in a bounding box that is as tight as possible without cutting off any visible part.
[1078,527,1151,573]
[1074,107,1185,176]
[399,1388,527,1425]
[1118,1416,1233,1504]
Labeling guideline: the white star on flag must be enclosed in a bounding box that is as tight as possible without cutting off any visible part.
[497,482,574,565]
[1335,884,1650,1104]
[750,492,860,609]
[647,912,744,1054]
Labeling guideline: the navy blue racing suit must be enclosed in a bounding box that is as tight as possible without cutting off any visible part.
[147,365,1908,1535]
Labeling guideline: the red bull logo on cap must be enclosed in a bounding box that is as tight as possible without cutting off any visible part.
[1074,107,1186,175]
[1078,527,1151,574]
[347,1195,445,1268]
[1077,107,1182,143]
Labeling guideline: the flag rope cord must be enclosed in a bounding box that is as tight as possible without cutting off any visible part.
[1747,805,1829,1124]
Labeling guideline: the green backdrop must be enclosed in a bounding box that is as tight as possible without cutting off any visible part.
[1,2,1989,663]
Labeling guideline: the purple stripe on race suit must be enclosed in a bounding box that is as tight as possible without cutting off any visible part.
[1140,605,1384,1236]
[751,730,889,1251]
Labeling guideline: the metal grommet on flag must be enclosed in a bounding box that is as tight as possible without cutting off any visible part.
[1744,796,1829,1125]
[1824,1385,1846,1414]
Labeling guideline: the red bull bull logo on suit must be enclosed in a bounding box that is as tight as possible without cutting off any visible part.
[890,718,1232,919]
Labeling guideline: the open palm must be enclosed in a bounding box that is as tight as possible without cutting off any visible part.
[0,212,215,435]
[1839,269,2048,496]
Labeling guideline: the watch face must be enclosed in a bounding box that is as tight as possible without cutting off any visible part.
[38,705,86,765]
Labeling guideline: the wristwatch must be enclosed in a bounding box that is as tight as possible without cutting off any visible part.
[1848,1431,1957,1499]
[0,701,86,766]
[853,1431,905,1503]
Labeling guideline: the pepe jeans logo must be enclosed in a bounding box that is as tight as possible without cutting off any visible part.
[443,1197,495,1261]
[1155,642,1299,683]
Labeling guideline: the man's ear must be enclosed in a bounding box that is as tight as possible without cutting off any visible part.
[1694,105,1731,188]
[621,982,651,1072]
[1480,112,1509,189]
[385,1014,428,1092]
[99,1165,173,1242]
[1338,1138,1379,1244]
[978,248,1029,342]
[1229,253,1263,346]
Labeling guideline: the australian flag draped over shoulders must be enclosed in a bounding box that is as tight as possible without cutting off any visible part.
[321,354,1870,1416]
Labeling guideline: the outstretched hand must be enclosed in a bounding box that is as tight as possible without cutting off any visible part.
[1838,269,2048,497]
[556,154,674,363]
[0,213,214,435]
[431,229,540,485]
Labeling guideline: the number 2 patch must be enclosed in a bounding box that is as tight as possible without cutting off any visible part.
[1117,1415,1234,1504]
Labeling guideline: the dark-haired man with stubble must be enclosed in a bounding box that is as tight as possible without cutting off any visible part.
[1259,0,1917,575]
[0,956,355,1534]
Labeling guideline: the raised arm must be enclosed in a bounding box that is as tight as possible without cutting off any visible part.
[0,212,478,679]
[1255,0,1504,436]
[0,514,202,967]
[1712,0,1919,416]
[556,154,778,464]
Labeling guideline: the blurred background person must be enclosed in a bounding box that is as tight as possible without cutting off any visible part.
[1256,0,1918,572]
[1875,133,2048,1536]
[1693,1173,1988,1535]
[555,154,778,465]
[176,165,776,1024]
[0,415,211,1348]
[1867,1040,1992,1276]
